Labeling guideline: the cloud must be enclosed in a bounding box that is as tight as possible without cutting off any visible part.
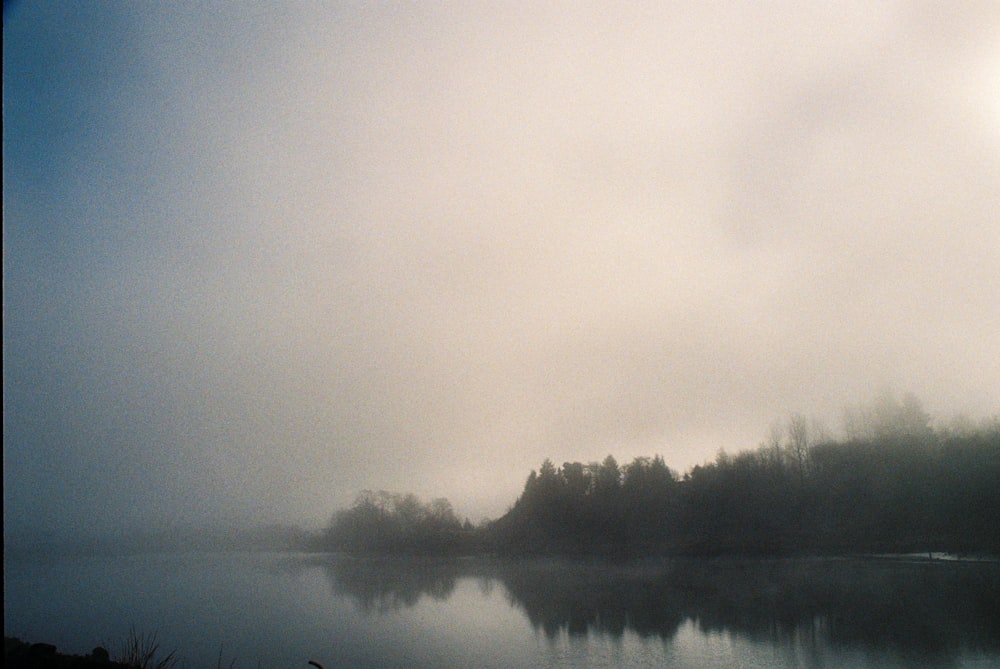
[4,2,999,534]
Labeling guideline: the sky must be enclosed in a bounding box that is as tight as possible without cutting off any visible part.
[4,1,999,538]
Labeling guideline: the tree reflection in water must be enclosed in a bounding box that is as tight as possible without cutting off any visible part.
[317,555,1000,660]
[318,555,460,614]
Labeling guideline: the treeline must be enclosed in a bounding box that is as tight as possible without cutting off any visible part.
[490,419,1000,556]
[317,490,478,554]
[489,454,680,555]
[320,396,1000,557]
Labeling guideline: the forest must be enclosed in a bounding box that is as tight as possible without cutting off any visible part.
[319,490,480,555]
[317,395,1000,557]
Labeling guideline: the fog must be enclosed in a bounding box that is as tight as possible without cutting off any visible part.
[4,2,999,540]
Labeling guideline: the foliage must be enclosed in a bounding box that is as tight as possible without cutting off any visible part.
[115,627,178,669]
[320,491,476,554]
[321,396,999,557]
[489,417,1000,556]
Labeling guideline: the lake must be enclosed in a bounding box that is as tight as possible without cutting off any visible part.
[5,550,999,668]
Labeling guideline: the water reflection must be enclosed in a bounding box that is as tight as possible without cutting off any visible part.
[507,558,1000,659]
[316,555,460,613]
[315,555,1000,661]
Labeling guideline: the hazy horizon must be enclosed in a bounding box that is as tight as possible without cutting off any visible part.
[4,2,999,539]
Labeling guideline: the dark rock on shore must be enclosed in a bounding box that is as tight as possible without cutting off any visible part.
[4,638,132,669]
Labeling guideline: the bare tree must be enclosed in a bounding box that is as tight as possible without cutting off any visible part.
[786,413,810,482]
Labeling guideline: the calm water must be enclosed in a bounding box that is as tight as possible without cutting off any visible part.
[5,551,999,668]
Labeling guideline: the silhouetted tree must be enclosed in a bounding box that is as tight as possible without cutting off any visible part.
[595,455,621,495]
[491,407,999,556]
[323,491,475,554]
[327,397,999,557]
